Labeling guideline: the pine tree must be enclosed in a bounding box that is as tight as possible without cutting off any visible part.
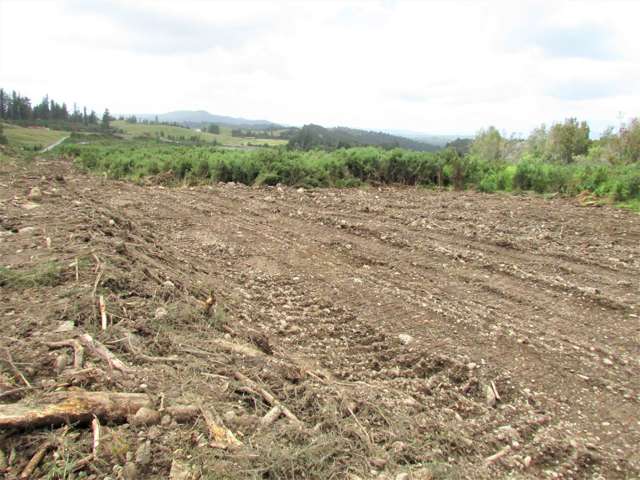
[101,109,111,129]
[0,89,6,119]
[0,122,7,145]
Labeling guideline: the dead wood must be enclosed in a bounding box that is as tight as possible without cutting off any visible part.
[233,372,303,427]
[19,441,53,479]
[164,405,200,422]
[0,390,151,430]
[198,405,242,448]
[260,405,282,427]
[1,348,31,388]
[77,333,132,373]
[46,339,85,369]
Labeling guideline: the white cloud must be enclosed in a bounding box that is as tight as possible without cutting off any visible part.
[1,0,639,135]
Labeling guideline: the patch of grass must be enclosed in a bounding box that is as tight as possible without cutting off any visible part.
[1,122,68,150]
[0,261,65,289]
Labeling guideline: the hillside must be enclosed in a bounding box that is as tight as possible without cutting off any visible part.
[137,110,280,129]
[288,124,439,151]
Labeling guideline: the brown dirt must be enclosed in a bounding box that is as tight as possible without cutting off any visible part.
[1,156,638,479]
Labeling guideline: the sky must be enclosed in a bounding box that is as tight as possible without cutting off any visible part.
[1,0,639,136]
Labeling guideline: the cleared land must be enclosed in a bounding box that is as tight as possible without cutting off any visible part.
[112,120,287,147]
[1,123,69,149]
[0,155,638,479]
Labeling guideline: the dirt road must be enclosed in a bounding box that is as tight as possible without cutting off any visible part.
[1,157,638,479]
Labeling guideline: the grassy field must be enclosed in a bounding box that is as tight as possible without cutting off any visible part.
[112,120,287,147]
[2,123,69,150]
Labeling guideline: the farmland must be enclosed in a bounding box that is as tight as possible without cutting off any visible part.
[0,152,638,479]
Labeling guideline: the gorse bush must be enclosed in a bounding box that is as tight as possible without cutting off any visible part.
[58,141,640,205]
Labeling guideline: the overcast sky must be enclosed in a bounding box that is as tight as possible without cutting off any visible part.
[1,0,638,136]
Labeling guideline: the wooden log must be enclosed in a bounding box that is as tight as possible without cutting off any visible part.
[164,405,200,422]
[0,390,151,430]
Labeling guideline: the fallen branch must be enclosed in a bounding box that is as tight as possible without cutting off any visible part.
[91,416,101,457]
[46,339,85,369]
[98,295,107,331]
[0,390,151,430]
[0,386,36,400]
[126,335,182,364]
[77,334,132,374]
[260,405,282,427]
[233,372,303,427]
[199,405,242,449]
[485,445,511,465]
[19,441,53,479]
[1,348,31,388]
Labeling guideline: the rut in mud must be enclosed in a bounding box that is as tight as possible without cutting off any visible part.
[1,156,638,479]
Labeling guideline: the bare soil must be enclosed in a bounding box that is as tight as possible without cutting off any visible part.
[1,156,638,479]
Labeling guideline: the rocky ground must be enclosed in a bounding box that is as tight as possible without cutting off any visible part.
[0,154,638,479]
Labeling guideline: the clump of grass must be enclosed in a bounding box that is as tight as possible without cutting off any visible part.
[0,261,64,289]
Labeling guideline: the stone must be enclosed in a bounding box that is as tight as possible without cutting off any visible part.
[55,320,75,332]
[398,334,414,346]
[395,474,409,480]
[135,440,152,466]
[28,186,42,201]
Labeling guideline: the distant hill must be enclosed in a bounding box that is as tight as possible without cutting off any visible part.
[137,110,280,129]
[288,124,439,152]
[384,130,473,147]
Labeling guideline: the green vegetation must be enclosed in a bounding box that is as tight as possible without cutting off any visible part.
[0,261,64,289]
[57,135,640,207]
[112,120,287,147]
[1,122,68,150]
[288,124,438,151]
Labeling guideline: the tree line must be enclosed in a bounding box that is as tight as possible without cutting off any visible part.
[0,88,112,129]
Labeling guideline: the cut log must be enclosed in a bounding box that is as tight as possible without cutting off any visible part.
[0,390,151,430]
[165,405,200,422]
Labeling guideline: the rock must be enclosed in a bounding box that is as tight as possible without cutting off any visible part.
[122,462,138,480]
[54,352,71,373]
[129,407,161,426]
[22,202,40,210]
[28,186,42,201]
[602,358,614,366]
[398,334,414,346]
[135,440,152,466]
[297,188,305,193]
[154,307,168,320]
[55,320,75,332]
[395,474,409,480]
